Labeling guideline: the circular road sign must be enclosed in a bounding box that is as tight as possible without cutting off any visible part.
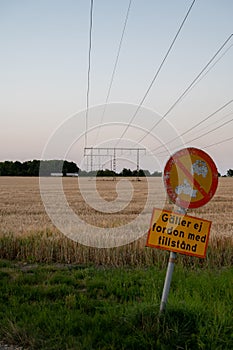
[163,147,218,209]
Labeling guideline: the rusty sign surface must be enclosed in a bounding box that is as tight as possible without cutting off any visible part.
[163,147,218,209]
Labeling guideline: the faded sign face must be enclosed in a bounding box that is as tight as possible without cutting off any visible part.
[163,147,218,209]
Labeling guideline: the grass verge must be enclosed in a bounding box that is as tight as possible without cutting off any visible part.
[0,260,232,349]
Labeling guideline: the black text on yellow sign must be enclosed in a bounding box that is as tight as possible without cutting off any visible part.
[146,208,212,258]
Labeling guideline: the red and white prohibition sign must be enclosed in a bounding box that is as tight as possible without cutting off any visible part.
[163,147,218,209]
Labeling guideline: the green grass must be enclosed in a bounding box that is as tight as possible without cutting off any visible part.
[0,260,232,349]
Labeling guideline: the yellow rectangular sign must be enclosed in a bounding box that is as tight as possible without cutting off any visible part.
[146,208,211,258]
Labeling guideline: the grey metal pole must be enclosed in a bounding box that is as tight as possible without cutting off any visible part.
[90,148,93,173]
[160,251,177,313]
[137,149,139,181]
[159,207,187,313]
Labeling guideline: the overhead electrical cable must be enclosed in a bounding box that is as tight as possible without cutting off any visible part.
[192,111,233,135]
[156,112,233,157]
[137,33,233,144]
[151,99,233,153]
[174,42,233,104]
[184,115,233,144]
[85,0,94,148]
[115,0,196,147]
[203,135,233,149]
[95,0,132,145]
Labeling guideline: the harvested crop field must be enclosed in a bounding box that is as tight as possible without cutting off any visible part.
[0,176,232,266]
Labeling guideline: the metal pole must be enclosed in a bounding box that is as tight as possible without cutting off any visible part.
[86,152,89,172]
[159,206,187,313]
[159,251,177,313]
[113,148,116,180]
[98,148,101,171]
[113,148,116,173]
[90,148,93,173]
[137,149,139,181]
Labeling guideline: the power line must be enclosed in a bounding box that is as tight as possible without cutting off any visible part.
[203,135,233,149]
[185,114,233,144]
[173,42,233,105]
[189,111,233,136]
[115,0,196,146]
[85,0,94,148]
[95,0,132,145]
[156,111,233,157]
[151,99,233,153]
[137,33,233,144]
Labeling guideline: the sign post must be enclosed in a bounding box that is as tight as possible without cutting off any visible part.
[159,207,185,313]
[160,251,176,312]
[147,147,218,312]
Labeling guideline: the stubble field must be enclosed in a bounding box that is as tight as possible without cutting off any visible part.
[0,176,232,267]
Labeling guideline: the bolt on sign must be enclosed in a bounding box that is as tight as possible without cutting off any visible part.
[163,147,218,209]
[146,208,212,258]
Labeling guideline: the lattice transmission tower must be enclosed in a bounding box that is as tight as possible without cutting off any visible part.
[84,147,146,175]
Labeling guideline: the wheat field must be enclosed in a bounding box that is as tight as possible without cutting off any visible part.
[0,176,232,266]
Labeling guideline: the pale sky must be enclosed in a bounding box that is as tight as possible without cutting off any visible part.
[0,0,233,174]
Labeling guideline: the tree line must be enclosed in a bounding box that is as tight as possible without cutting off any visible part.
[79,168,162,177]
[0,160,79,176]
[0,160,161,177]
[0,160,232,177]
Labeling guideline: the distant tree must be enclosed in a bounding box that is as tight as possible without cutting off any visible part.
[79,168,160,177]
[132,169,151,177]
[227,169,233,177]
[120,168,132,177]
[39,160,64,176]
[14,161,24,175]
[40,160,79,176]
[26,160,40,176]
[144,169,151,177]
[139,169,146,177]
[151,171,162,177]
[97,169,116,177]
[0,161,14,176]
[0,160,79,176]
[96,169,104,177]
[62,160,79,176]
[22,161,30,175]
[78,170,88,177]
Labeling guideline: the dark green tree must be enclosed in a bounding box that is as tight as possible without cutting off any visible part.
[0,160,79,177]
[120,168,132,177]
[97,169,116,177]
